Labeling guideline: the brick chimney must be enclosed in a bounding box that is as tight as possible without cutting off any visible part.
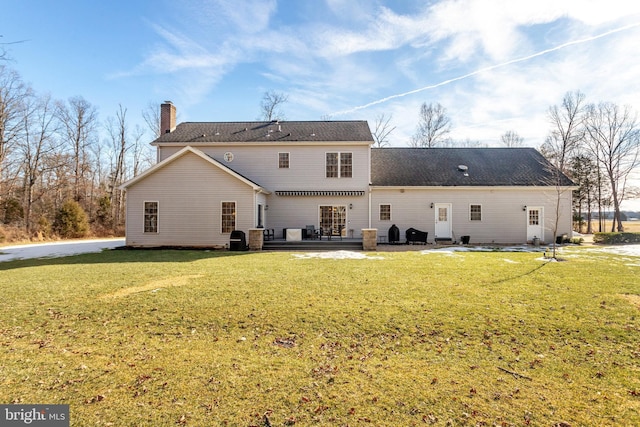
[160,101,176,134]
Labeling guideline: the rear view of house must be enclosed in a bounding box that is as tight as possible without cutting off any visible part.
[120,102,575,248]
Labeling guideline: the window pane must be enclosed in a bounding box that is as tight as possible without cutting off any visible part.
[470,204,481,221]
[380,204,391,221]
[326,153,338,177]
[340,152,352,178]
[438,207,448,222]
[279,152,289,168]
[529,210,539,226]
[222,202,236,233]
[144,202,158,233]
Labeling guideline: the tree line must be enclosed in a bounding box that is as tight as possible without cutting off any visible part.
[0,65,156,242]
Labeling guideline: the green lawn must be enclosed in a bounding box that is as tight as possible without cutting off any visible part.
[0,248,639,426]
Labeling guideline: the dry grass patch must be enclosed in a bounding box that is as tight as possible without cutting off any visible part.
[100,274,204,299]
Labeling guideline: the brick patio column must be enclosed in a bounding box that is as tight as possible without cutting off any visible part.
[362,228,377,251]
[248,228,263,251]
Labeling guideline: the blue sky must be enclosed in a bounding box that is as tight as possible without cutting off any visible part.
[3,1,640,155]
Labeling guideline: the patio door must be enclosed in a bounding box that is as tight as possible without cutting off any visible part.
[319,205,346,236]
[434,203,452,239]
[527,206,544,242]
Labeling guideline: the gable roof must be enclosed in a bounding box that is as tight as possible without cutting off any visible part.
[120,146,268,192]
[371,147,575,187]
[152,121,374,144]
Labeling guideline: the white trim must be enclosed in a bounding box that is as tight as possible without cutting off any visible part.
[370,185,577,191]
[152,141,372,147]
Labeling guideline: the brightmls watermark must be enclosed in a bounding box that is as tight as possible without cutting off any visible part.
[1,405,69,426]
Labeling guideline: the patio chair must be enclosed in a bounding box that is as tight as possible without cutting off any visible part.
[263,228,275,241]
[305,225,319,240]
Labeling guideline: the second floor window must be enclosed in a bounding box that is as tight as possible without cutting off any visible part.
[279,152,289,168]
[326,152,352,178]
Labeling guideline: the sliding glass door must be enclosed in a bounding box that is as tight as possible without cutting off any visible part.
[319,205,346,236]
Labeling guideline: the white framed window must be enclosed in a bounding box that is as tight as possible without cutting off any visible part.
[326,152,352,178]
[221,201,236,233]
[144,201,159,233]
[379,204,391,221]
[470,204,482,221]
[279,152,289,168]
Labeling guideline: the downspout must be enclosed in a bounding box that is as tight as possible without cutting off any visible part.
[368,186,372,229]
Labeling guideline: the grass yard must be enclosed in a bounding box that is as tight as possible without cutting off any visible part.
[0,247,639,426]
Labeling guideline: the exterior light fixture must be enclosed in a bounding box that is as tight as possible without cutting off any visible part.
[430,203,434,209]
[523,205,527,211]
[349,203,353,210]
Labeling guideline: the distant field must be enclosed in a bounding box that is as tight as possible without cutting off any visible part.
[581,220,640,233]
[0,248,639,426]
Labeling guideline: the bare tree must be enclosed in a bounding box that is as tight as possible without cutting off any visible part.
[501,130,524,147]
[409,102,451,148]
[0,65,31,199]
[541,91,587,173]
[105,105,130,229]
[56,96,98,203]
[259,90,288,121]
[584,102,640,232]
[142,101,161,138]
[456,138,484,147]
[18,93,61,234]
[540,91,586,258]
[371,113,395,147]
[130,124,153,178]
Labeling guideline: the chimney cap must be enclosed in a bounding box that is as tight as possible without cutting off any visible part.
[163,100,173,104]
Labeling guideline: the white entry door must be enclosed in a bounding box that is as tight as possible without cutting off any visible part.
[526,206,544,242]
[434,203,452,239]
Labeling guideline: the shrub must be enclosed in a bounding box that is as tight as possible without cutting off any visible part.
[1,198,24,224]
[569,237,584,245]
[593,232,640,244]
[53,200,89,238]
[35,216,52,240]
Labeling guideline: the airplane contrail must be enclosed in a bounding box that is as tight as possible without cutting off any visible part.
[330,22,640,117]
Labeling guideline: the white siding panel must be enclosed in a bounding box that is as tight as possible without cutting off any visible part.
[371,187,573,244]
[125,152,255,247]
[193,144,370,191]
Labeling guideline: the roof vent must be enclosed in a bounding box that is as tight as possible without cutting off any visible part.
[458,165,468,171]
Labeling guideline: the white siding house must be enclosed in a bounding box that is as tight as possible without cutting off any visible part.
[120,102,575,248]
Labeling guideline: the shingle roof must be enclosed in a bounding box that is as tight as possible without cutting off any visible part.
[153,121,374,144]
[371,148,575,187]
